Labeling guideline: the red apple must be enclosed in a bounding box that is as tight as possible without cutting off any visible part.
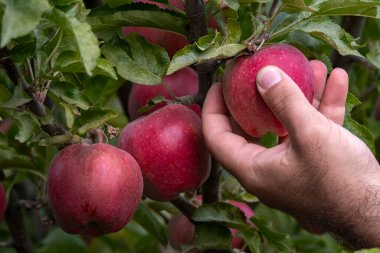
[222,43,314,137]
[228,200,254,249]
[0,118,13,134]
[128,67,200,120]
[0,183,6,221]
[118,104,211,201]
[47,143,143,236]
[168,214,198,252]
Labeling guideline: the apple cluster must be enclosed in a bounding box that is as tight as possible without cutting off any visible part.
[46,6,315,247]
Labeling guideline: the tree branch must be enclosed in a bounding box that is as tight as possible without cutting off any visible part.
[171,196,196,221]
[268,0,279,18]
[184,0,221,208]
[201,158,222,204]
[117,82,132,119]
[0,49,66,136]
[331,16,366,70]
[5,190,35,253]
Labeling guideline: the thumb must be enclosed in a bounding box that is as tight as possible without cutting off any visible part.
[256,66,318,136]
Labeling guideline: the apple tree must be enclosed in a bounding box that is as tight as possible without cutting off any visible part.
[0,0,380,252]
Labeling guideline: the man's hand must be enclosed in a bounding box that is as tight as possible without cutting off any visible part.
[202,61,380,249]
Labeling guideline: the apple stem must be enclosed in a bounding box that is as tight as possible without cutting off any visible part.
[162,81,178,100]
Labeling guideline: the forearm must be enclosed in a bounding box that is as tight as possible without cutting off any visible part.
[328,180,380,249]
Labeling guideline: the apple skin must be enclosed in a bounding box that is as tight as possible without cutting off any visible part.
[118,104,211,201]
[0,183,6,220]
[128,67,200,120]
[0,118,13,134]
[222,43,314,137]
[168,214,199,252]
[47,143,143,236]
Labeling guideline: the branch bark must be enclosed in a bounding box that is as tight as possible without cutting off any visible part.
[0,49,66,136]
[268,0,279,18]
[5,190,35,253]
[171,196,196,221]
[117,82,132,119]
[184,0,221,208]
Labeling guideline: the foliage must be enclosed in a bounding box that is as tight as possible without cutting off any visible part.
[0,0,379,252]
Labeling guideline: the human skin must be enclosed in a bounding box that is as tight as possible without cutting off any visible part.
[48,143,143,236]
[202,61,380,249]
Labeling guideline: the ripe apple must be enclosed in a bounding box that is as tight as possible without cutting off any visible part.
[0,183,6,220]
[128,67,200,120]
[222,43,314,137]
[47,143,143,236]
[168,214,199,252]
[118,104,211,201]
[0,118,13,134]
[167,200,254,251]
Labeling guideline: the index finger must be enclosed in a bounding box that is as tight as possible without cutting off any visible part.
[202,84,266,183]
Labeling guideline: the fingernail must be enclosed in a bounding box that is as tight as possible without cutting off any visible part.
[257,66,282,90]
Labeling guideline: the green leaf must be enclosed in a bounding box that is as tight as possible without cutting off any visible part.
[225,18,241,44]
[193,222,232,250]
[344,117,376,154]
[0,0,51,47]
[345,92,361,115]
[55,51,117,79]
[0,85,12,103]
[0,86,31,109]
[313,0,380,18]
[292,16,363,57]
[192,202,247,229]
[168,37,245,75]
[47,9,100,75]
[0,145,34,169]
[195,34,220,51]
[133,204,168,245]
[210,0,240,11]
[251,216,294,252]
[106,0,133,8]
[138,95,168,113]
[76,107,118,135]
[354,249,380,253]
[59,102,80,129]
[88,3,187,35]
[49,81,91,110]
[83,76,124,106]
[10,111,40,143]
[282,0,316,12]
[38,228,90,253]
[239,229,262,253]
[53,0,81,5]
[102,34,170,85]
